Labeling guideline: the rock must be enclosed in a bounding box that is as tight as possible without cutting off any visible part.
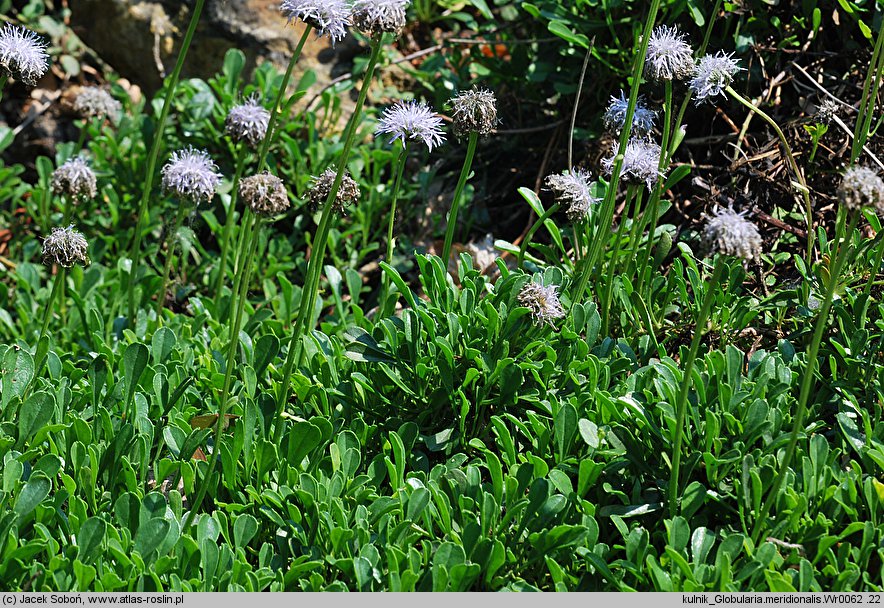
[68,0,357,96]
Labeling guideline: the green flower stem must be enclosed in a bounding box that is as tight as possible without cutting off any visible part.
[39,267,65,340]
[214,144,249,315]
[256,26,312,170]
[155,203,189,322]
[126,0,207,322]
[440,131,479,268]
[184,212,262,530]
[0,74,8,102]
[725,85,814,265]
[602,186,640,336]
[62,194,74,224]
[668,254,727,516]
[380,141,410,315]
[572,0,662,302]
[751,211,861,544]
[274,34,386,439]
[852,18,884,164]
[518,203,561,270]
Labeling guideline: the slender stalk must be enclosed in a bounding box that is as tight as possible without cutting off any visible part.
[126,0,207,322]
[518,203,561,269]
[155,204,189,322]
[441,131,479,267]
[275,34,386,437]
[568,45,593,171]
[62,194,74,225]
[571,0,663,301]
[669,254,727,516]
[380,141,410,315]
[852,18,884,164]
[39,268,65,339]
[726,85,814,265]
[0,74,8,103]
[751,212,860,543]
[601,187,639,336]
[214,145,249,314]
[184,214,262,530]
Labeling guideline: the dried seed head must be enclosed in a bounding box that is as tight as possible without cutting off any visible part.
[816,99,840,125]
[690,51,743,104]
[375,100,446,152]
[0,24,48,86]
[602,138,664,190]
[450,88,498,138]
[42,225,89,267]
[352,0,409,35]
[225,94,270,148]
[545,168,600,223]
[73,87,122,122]
[838,166,884,212]
[646,25,694,81]
[603,91,657,137]
[518,281,566,327]
[703,207,762,262]
[161,147,223,204]
[240,172,290,216]
[51,156,97,200]
[308,167,360,213]
[279,0,351,44]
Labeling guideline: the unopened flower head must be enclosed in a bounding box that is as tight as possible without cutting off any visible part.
[690,52,742,104]
[838,166,884,212]
[161,147,223,204]
[646,25,694,81]
[279,0,350,45]
[352,0,409,35]
[816,99,840,126]
[225,94,270,148]
[703,207,762,262]
[42,225,89,267]
[51,156,97,200]
[545,168,599,223]
[240,172,290,216]
[602,138,663,190]
[308,167,360,213]
[450,88,498,138]
[73,87,122,122]
[603,91,657,136]
[376,100,446,152]
[518,281,565,327]
[0,24,48,86]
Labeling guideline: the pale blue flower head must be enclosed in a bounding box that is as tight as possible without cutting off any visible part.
[0,23,48,85]
[42,225,89,267]
[602,138,663,190]
[545,168,599,222]
[603,91,657,137]
[161,147,223,204]
[51,156,97,200]
[838,166,884,212]
[352,0,410,35]
[646,25,694,81]
[74,87,122,122]
[703,207,762,261]
[225,93,270,148]
[279,0,350,45]
[376,100,445,152]
[450,88,498,137]
[690,52,743,104]
[518,281,565,326]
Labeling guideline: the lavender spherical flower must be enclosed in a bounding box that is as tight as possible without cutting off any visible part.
[518,281,566,327]
[690,52,742,104]
[602,138,663,190]
[352,0,409,35]
[308,167,360,213]
[42,225,89,267]
[51,156,97,200]
[0,24,48,86]
[73,87,122,122]
[646,25,694,81]
[838,166,884,212]
[376,100,445,152]
[603,91,657,136]
[450,88,498,138]
[161,147,223,204]
[703,207,762,262]
[225,94,270,148]
[545,168,599,223]
[240,172,290,216]
[279,0,350,45]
